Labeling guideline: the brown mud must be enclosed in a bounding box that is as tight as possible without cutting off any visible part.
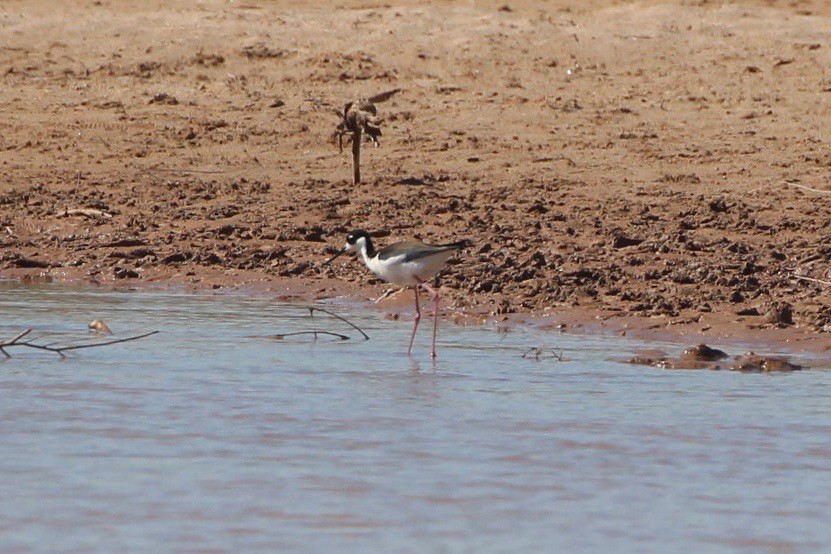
[1,0,830,356]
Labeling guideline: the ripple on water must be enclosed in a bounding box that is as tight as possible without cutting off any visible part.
[1,284,831,552]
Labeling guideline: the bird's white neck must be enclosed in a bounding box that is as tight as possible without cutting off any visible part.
[358,244,375,268]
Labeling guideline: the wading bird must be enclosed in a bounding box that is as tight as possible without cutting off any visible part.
[325,229,465,358]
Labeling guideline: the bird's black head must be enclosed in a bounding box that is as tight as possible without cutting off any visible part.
[345,229,375,256]
[323,229,374,267]
[346,229,371,246]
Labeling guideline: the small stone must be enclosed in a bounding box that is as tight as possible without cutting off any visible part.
[763,302,794,325]
[113,266,139,279]
[149,92,178,105]
[681,344,728,362]
[88,319,113,335]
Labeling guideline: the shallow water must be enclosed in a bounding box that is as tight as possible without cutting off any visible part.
[1,283,830,553]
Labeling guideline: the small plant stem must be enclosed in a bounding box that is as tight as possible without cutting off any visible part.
[352,126,362,184]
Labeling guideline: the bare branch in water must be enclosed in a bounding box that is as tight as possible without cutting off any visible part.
[309,307,370,340]
[260,307,370,343]
[265,331,351,341]
[521,347,567,362]
[0,329,158,358]
[0,329,33,358]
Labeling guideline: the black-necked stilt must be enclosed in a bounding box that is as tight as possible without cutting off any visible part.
[325,229,466,358]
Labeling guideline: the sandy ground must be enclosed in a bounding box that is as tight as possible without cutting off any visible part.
[1,0,830,355]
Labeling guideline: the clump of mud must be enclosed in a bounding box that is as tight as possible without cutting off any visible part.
[628,344,802,372]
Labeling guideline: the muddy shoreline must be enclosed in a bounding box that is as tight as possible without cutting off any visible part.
[4,267,830,360]
[1,0,830,359]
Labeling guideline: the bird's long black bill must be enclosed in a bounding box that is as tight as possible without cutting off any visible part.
[323,249,347,266]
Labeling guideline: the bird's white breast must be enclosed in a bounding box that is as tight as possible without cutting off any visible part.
[363,251,454,286]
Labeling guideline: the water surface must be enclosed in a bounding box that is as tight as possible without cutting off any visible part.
[1,283,830,553]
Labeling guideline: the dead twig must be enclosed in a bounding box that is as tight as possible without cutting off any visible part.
[334,88,400,184]
[1,329,158,358]
[266,331,351,341]
[309,307,370,340]
[60,208,113,219]
[521,347,567,361]
[790,274,831,287]
[784,181,831,195]
[143,167,226,175]
[261,306,370,342]
[366,89,402,103]
[0,329,33,357]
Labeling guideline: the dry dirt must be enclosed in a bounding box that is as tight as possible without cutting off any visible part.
[1,0,830,353]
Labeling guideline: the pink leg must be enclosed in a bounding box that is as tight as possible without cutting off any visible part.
[419,281,441,358]
[408,285,421,355]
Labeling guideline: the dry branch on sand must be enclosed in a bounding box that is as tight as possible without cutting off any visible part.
[59,207,113,219]
[0,328,158,358]
[790,274,831,287]
[334,89,401,184]
[783,181,831,195]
